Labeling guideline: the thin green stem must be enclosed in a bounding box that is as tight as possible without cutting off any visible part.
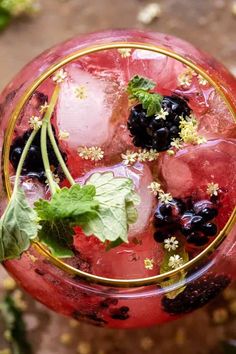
[40,85,60,195]
[47,122,75,186]
[40,121,57,194]
[13,129,39,193]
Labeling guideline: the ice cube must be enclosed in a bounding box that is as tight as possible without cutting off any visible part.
[159,139,236,227]
[56,63,123,149]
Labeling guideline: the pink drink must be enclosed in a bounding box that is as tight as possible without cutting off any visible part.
[0,30,235,328]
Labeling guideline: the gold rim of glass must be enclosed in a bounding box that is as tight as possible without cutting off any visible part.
[2,42,236,288]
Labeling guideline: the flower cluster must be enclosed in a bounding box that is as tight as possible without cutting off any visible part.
[121,148,159,166]
[178,114,207,145]
[178,67,209,87]
[28,116,42,130]
[78,146,104,161]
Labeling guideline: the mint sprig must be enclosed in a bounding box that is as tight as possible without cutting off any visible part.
[160,243,189,299]
[127,75,163,116]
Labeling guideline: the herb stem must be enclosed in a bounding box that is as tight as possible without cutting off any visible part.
[40,86,60,195]
[47,122,75,186]
[13,129,38,193]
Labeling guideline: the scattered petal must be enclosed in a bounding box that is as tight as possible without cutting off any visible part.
[137,3,162,24]
[59,130,70,140]
[155,108,169,120]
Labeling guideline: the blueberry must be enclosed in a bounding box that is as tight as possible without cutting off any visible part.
[198,207,218,221]
[200,223,217,236]
[191,215,204,230]
[187,232,209,246]
[153,231,167,243]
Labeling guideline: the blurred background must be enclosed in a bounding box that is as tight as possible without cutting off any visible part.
[0,0,236,353]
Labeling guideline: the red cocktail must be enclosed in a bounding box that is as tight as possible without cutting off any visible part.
[0,30,235,328]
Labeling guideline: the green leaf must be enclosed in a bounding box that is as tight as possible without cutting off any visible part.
[82,172,140,243]
[127,75,163,117]
[160,243,189,299]
[34,184,99,258]
[34,184,98,221]
[38,220,74,258]
[134,91,163,117]
[0,294,33,354]
[127,75,156,95]
[0,188,38,262]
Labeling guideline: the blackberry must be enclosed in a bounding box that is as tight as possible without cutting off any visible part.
[127,96,191,151]
[110,306,130,320]
[72,310,107,326]
[162,274,231,314]
[10,127,66,182]
[180,201,218,246]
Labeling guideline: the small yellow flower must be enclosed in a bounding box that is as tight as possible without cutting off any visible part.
[147,181,162,196]
[167,149,175,156]
[74,86,87,100]
[52,69,67,84]
[121,150,138,166]
[137,148,159,162]
[78,146,104,161]
[58,130,70,140]
[39,102,49,114]
[77,341,91,354]
[207,182,219,197]
[164,237,179,252]
[170,138,183,150]
[168,254,184,269]
[144,258,154,270]
[155,108,169,120]
[158,192,173,204]
[178,70,192,87]
[28,116,42,130]
[197,74,208,86]
[117,48,132,58]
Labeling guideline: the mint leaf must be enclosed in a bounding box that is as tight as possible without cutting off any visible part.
[34,184,99,258]
[38,220,74,258]
[34,184,98,221]
[127,75,156,94]
[0,188,38,262]
[127,75,163,116]
[82,172,140,243]
[160,243,189,299]
[0,8,11,31]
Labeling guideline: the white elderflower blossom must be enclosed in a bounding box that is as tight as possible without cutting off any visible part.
[164,237,179,252]
[168,254,184,269]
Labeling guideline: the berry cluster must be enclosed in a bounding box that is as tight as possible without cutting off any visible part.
[162,273,230,314]
[153,198,218,247]
[127,96,191,151]
[10,127,66,182]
